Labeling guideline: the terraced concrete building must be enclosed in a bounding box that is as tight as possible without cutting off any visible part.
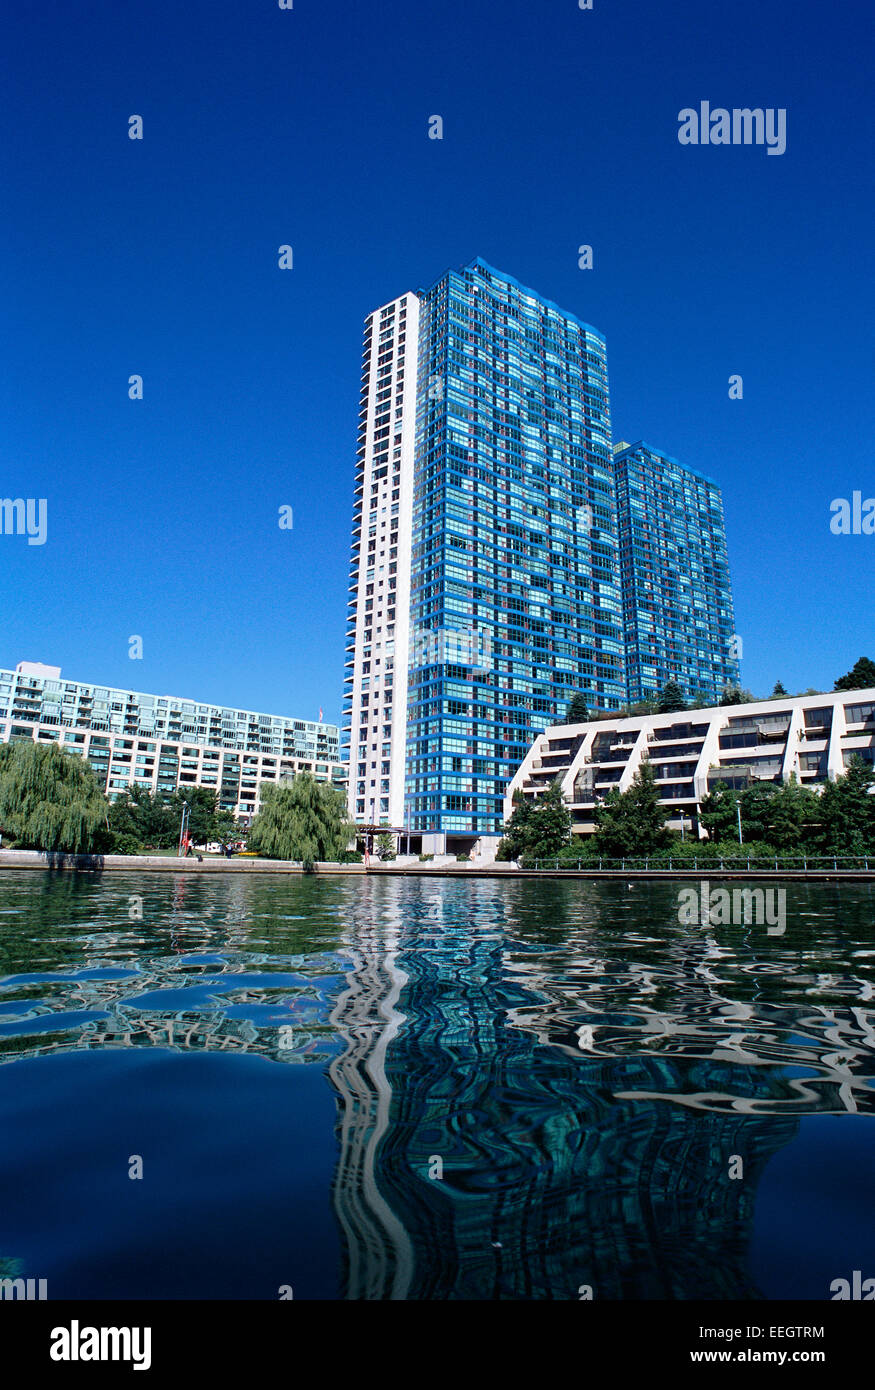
[505,688,875,838]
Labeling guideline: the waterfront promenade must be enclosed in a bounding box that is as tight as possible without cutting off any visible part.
[0,849,872,881]
[0,849,364,875]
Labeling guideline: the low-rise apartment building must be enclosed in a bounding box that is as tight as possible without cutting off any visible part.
[505,689,875,839]
[0,662,345,823]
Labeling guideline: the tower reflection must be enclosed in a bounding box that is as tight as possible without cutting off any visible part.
[328,890,801,1300]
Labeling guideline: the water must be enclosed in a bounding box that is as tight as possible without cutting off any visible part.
[0,869,873,1300]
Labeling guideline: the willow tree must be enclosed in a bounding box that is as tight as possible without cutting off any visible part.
[247,774,352,865]
[0,741,108,852]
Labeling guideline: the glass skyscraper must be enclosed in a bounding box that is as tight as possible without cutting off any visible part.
[612,442,740,705]
[344,258,626,851]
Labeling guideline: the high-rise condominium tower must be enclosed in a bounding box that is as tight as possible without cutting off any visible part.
[343,258,626,854]
[612,442,740,705]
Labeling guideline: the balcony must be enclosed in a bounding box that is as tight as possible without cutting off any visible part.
[571,789,597,805]
[708,761,781,783]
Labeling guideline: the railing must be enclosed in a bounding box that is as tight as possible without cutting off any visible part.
[529,855,874,872]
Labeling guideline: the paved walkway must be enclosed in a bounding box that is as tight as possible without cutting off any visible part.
[0,850,871,881]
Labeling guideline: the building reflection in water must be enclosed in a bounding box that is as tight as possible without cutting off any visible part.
[2,871,871,1298]
[0,873,347,1070]
[327,895,414,1299]
[326,882,871,1300]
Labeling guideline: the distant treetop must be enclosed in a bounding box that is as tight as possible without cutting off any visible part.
[834,657,875,691]
[656,681,687,714]
[720,686,755,706]
[564,692,590,724]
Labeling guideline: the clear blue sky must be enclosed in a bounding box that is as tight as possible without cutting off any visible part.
[1,0,871,722]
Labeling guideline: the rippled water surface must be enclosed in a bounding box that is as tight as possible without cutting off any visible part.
[0,870,873,1299]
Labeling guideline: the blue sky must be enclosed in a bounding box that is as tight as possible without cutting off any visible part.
[1,0,871,722]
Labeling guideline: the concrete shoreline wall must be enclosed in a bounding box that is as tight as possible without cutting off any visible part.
[0,850,870,881]
[0,849,365,875]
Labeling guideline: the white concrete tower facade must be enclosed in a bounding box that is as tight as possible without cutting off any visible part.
[343,293,420,829]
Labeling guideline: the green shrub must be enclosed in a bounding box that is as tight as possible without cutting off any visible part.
[709,840,775,861]
[110,833,144,856]
[647,841,717,865]
[520,841,596,868]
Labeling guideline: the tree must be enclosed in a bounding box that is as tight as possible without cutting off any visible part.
[215,806,241,843]
[834,658,875,692]
[564,692,590,724]
[129,785,178,846]
[0,741,108,853]
[704,775,826,852]
[105,790,145,849]
[699,780,741,843]
[817,757,875,853]
[771,681,788,698]
[592,758,672,857]
[496,789,536,861]
[762,775,820,849]
[528,779,572,856]
[107,786,177,849]
[169,786,230,845]
[107,784,240,851]
[720,686,756,707]
[656,681,687,714]
[376,831,396,861]
[247,773,352,866]
[737,781,779,842]
[497,780,571,862]
[628,699,658,716]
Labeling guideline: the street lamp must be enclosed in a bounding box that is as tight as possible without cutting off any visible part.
[736,801,743,845]
[178,801,191,857]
